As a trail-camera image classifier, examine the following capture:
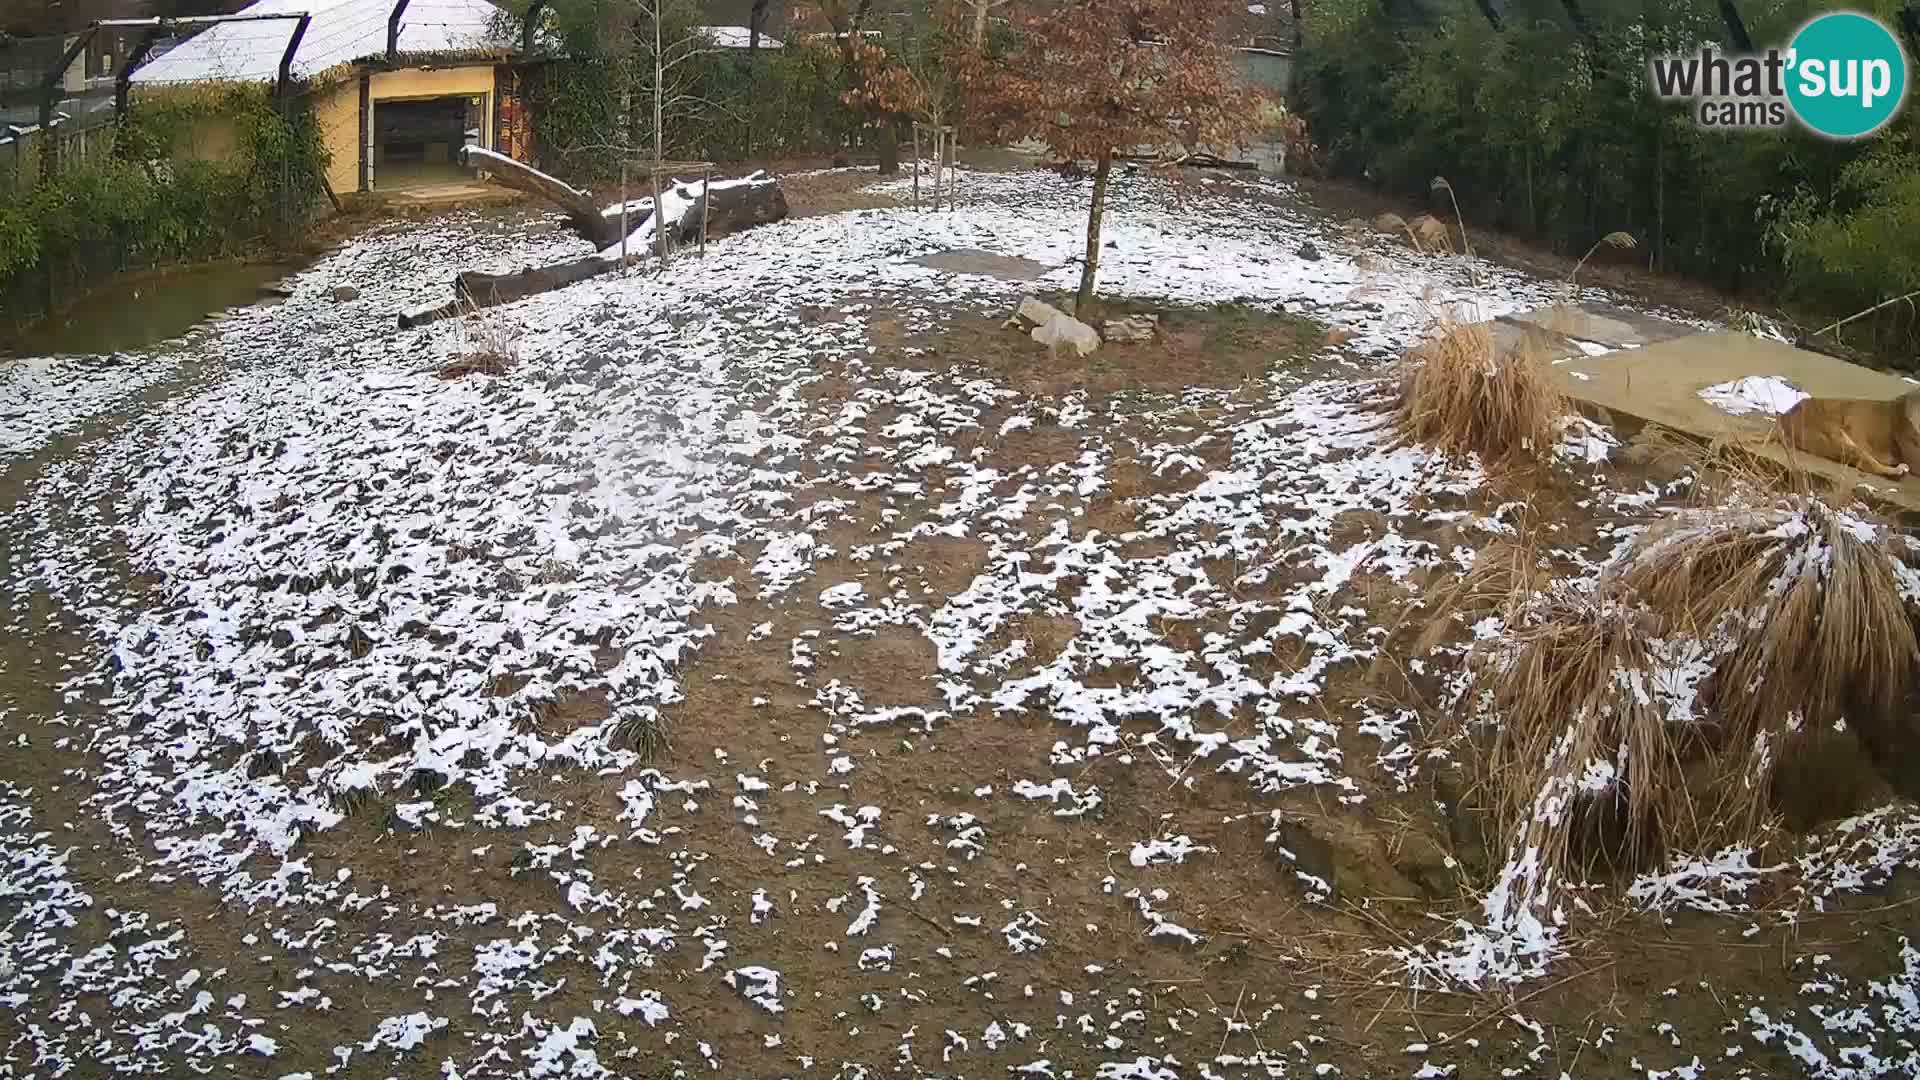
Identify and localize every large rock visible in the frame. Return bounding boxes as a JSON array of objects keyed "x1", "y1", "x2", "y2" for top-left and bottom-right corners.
[{"x1": 1032, "y1": 311, "x2": 1101, "y2": 357}]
